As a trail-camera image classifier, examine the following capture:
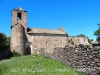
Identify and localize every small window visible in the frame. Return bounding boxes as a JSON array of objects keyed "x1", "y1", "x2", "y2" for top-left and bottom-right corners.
[
  {"x1": 17, "y1": 12, "x2": 22, "y2": 20},
  {"x1": 71, "y1": 38, "x2": 72, "y2": 41},
  {"x1": 46, "y1": 42, "x2": 48, "y2": 46},
  {"x1": 77, "y1": 39, "x2": 79, "y2": 41},
  {"x1": 84, "y1": 39, "x2": 85, "y2": 41}
]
